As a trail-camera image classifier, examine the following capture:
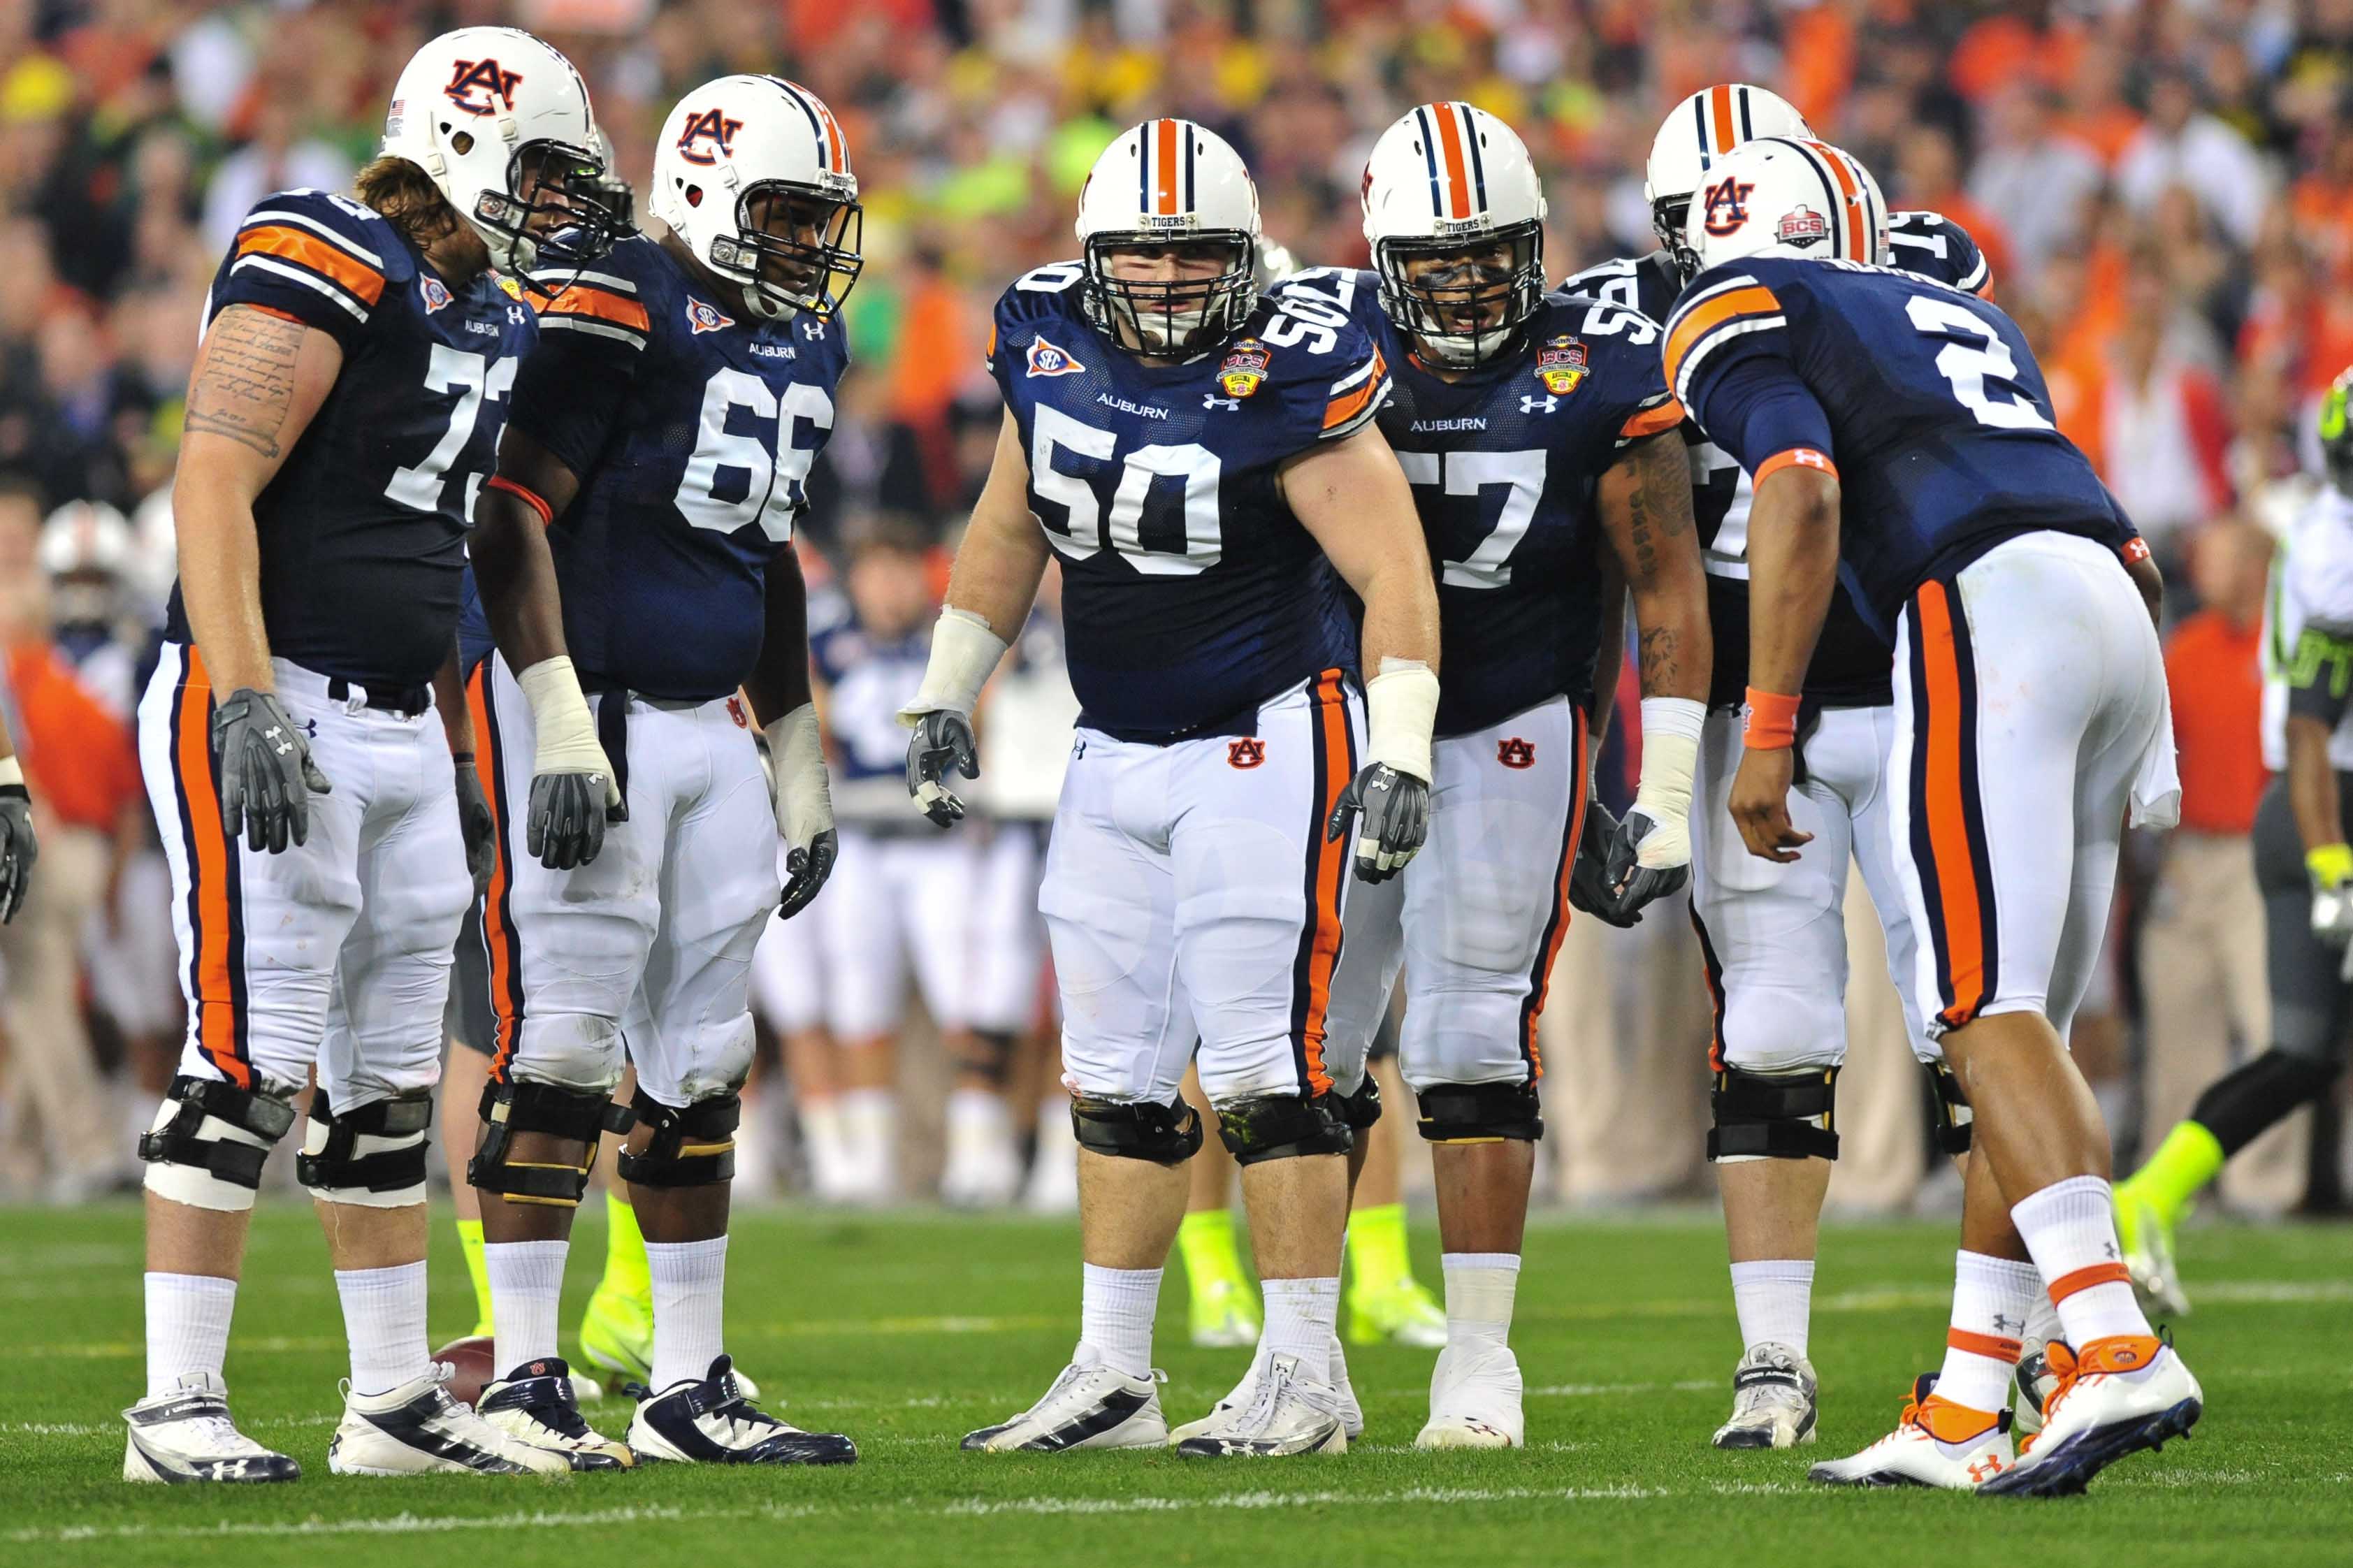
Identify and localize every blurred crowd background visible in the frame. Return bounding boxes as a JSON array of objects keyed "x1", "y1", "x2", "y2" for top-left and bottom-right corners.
[{"x1": 0, "y1": 0, "x2": 2347, "y2": 1219}]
